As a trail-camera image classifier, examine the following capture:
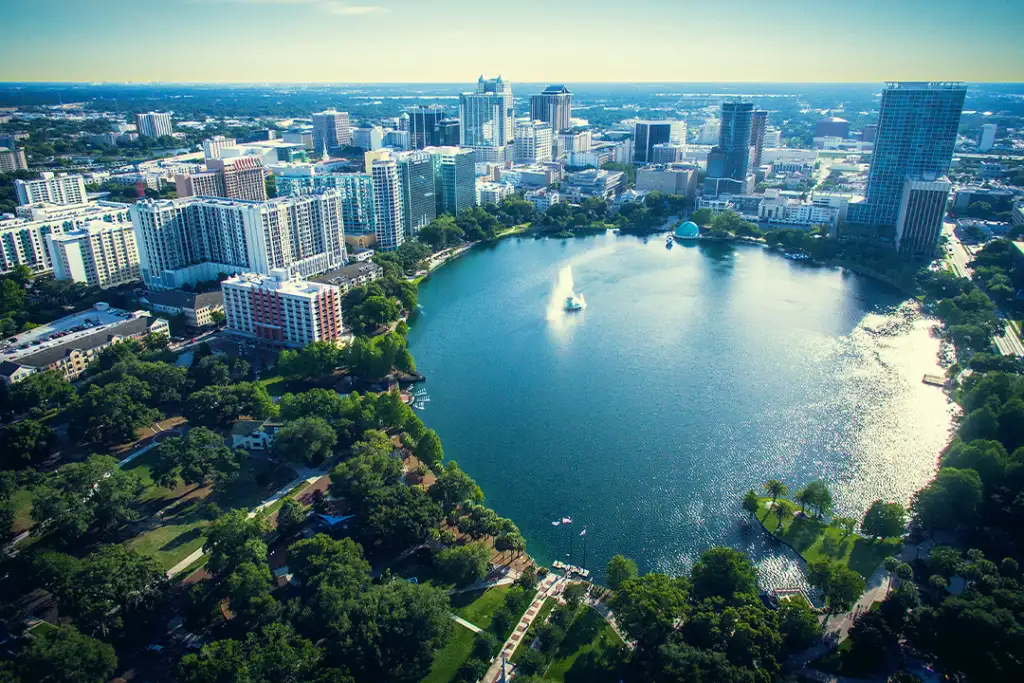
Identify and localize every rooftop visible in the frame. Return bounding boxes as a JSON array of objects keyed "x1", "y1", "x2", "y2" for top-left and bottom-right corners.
[
  {"x1": 142, "y1": 289, "x2": 223, "y2": 310},
  {"x1": 0, "y1": 308, "x2": 157, "y2": 367},
  {"x1": 310, "y1": 261, "x2": 383, "y2": 286},
  {"x1": 224, "y1": 271, "x2": 338, "y2": 297}
]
